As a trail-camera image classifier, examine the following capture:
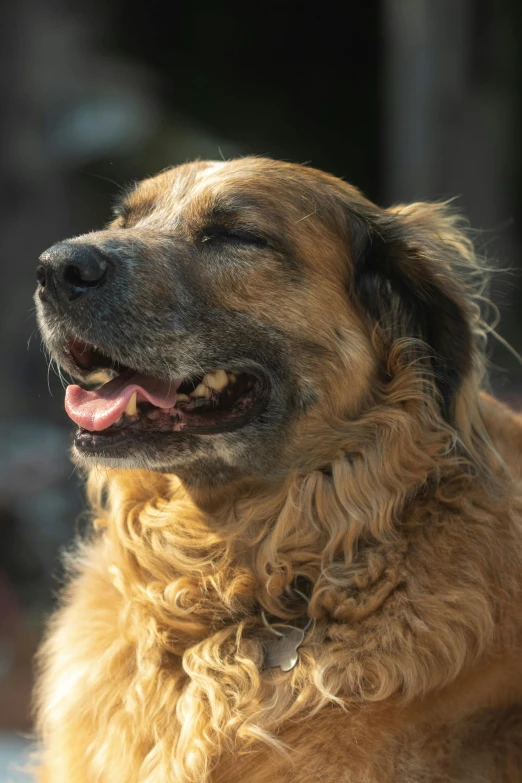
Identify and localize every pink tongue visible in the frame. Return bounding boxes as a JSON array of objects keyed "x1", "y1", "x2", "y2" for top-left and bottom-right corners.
[{"x1": 65, "y1": 371, "x2": 179, "y2": 432}]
